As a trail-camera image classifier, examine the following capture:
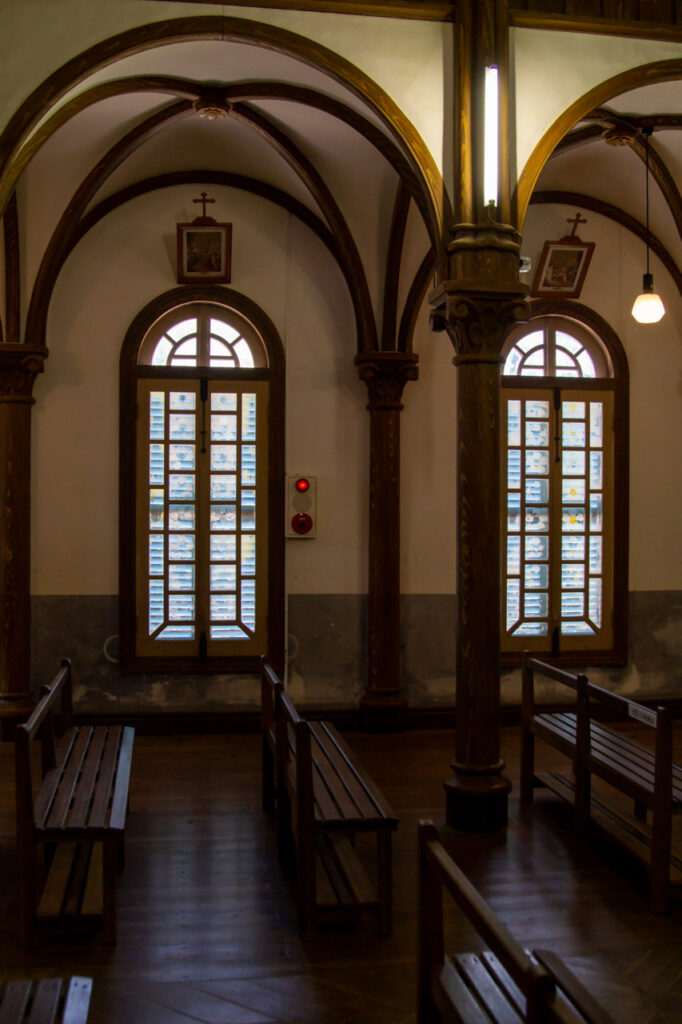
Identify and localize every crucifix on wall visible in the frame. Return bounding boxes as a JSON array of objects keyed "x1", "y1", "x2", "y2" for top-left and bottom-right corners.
[
  {"x1": 177, "y1": 192, "x2": 232, "y2": 284},
  {"x1": 531, "y1": 211, "x2": 595, "y2": 299}
]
